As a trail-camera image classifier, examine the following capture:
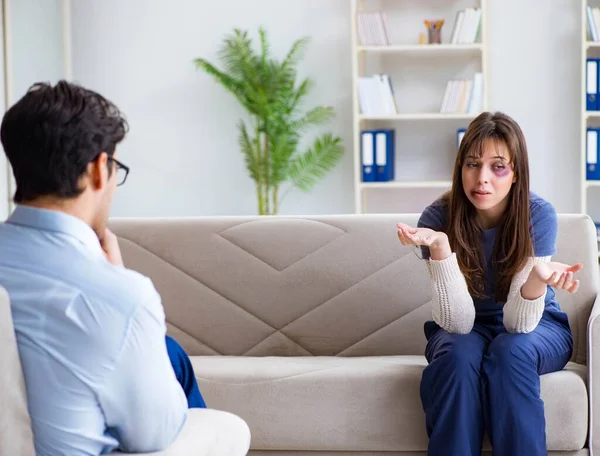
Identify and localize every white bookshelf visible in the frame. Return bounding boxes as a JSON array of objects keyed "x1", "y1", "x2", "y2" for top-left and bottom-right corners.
[
  {"x1": 361, "y1": 180, "x2": 452, "y2": 189},
  {"x1": 359, "y1": 113, "x2": 480, "y2": 121},
  {"x1": 350, "y1": 0, "x2": 490, "y2": 214},
  {"x1": 582, "y1": 1, "x2": 600, "y2": 226},
  {"x1": 357, "y1": 43, "x2": 484, "y2": 54},
  {"x1": 582, "y1": 0, "x2": 600, "y2": 258}
]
